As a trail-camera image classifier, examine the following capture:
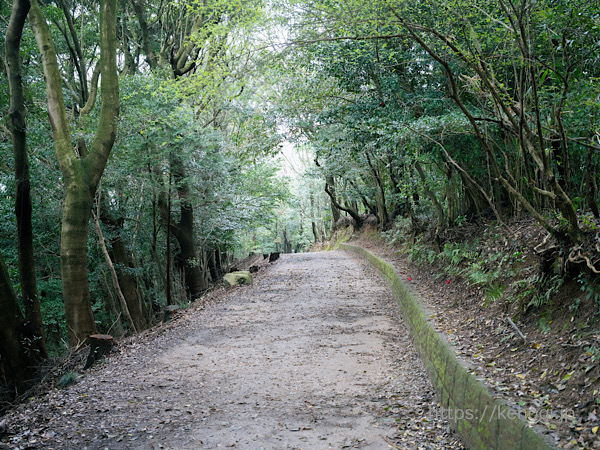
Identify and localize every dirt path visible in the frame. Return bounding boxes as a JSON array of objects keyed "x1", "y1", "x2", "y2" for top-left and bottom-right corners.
[{"x1": 2, "y1": 251, "x2": 462, "y2": 449}]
